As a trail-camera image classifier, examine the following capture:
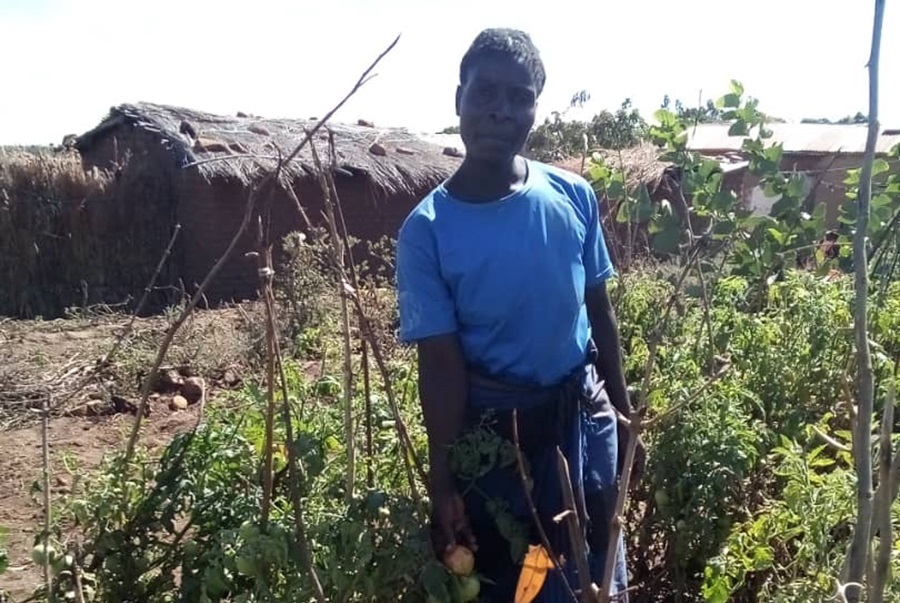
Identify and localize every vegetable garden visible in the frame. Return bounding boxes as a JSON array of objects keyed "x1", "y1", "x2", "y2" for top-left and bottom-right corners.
[{"x1": 2, "y1": 9, "x2": 900, "y2": 601}]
